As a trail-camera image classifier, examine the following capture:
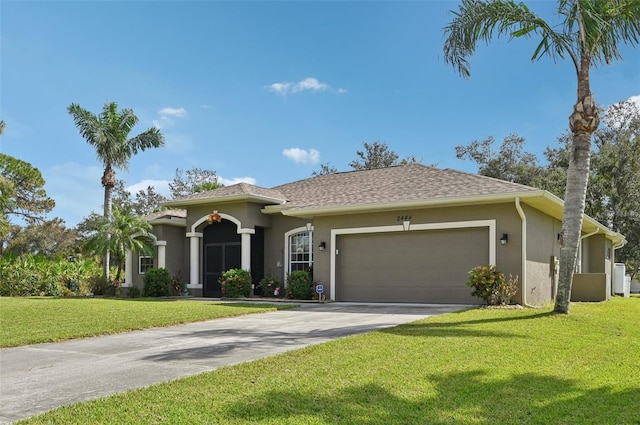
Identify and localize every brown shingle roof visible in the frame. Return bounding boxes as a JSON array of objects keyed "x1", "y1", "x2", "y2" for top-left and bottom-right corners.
[
  {"x1": 164, "y1": 182, "x2": 287, "y2": 206},
  {"x1": 163, "y1": 164, "x2": 539, "y2": 211},
  {"x1": 144, "y1": 209, "x2": 187, "y2": 221},
  {"x1": 273, "y1": 163, "x2": 538, "y2": 211}
]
